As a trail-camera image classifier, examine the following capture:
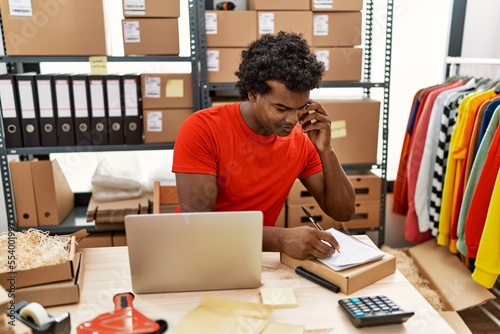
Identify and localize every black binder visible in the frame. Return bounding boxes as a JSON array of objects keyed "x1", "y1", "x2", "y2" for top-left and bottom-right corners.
[
  {"x1": 53, "y1": 74, "x2": 76, "y2": 146},
  {"x1": 70, "y1": 75, "x2": 92, "y2": 146},
  {"x1": 88, "y1": 75, "x2": 108, "y2": 145},
  {"x1": 35, "y1": 75, "x2": 58, "y2": 147},
  {"x1": 105, "y1": 75, "x2": 125, "y2": 145},
  {"x1": 16, "y1": 74, "x2": 41, "y2": 147},
  {"x1": 122, "y1": 74, "x2": 142, "y2": 145},
  {"x1": 0, "y1": 74, "x2": 23, "y2": 148}
]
